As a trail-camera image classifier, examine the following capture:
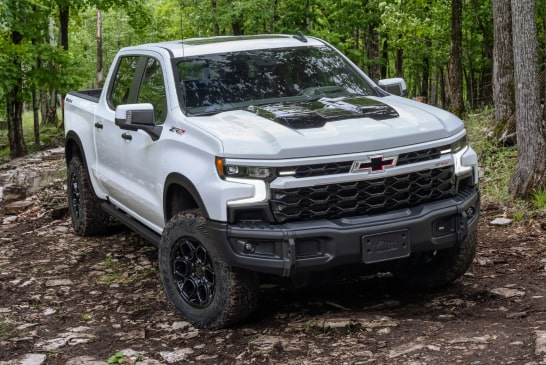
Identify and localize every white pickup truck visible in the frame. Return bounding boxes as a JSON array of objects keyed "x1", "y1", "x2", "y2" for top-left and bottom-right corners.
[{"x1": 64, "y1": 34, "x2": 480, "y2": 329}]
